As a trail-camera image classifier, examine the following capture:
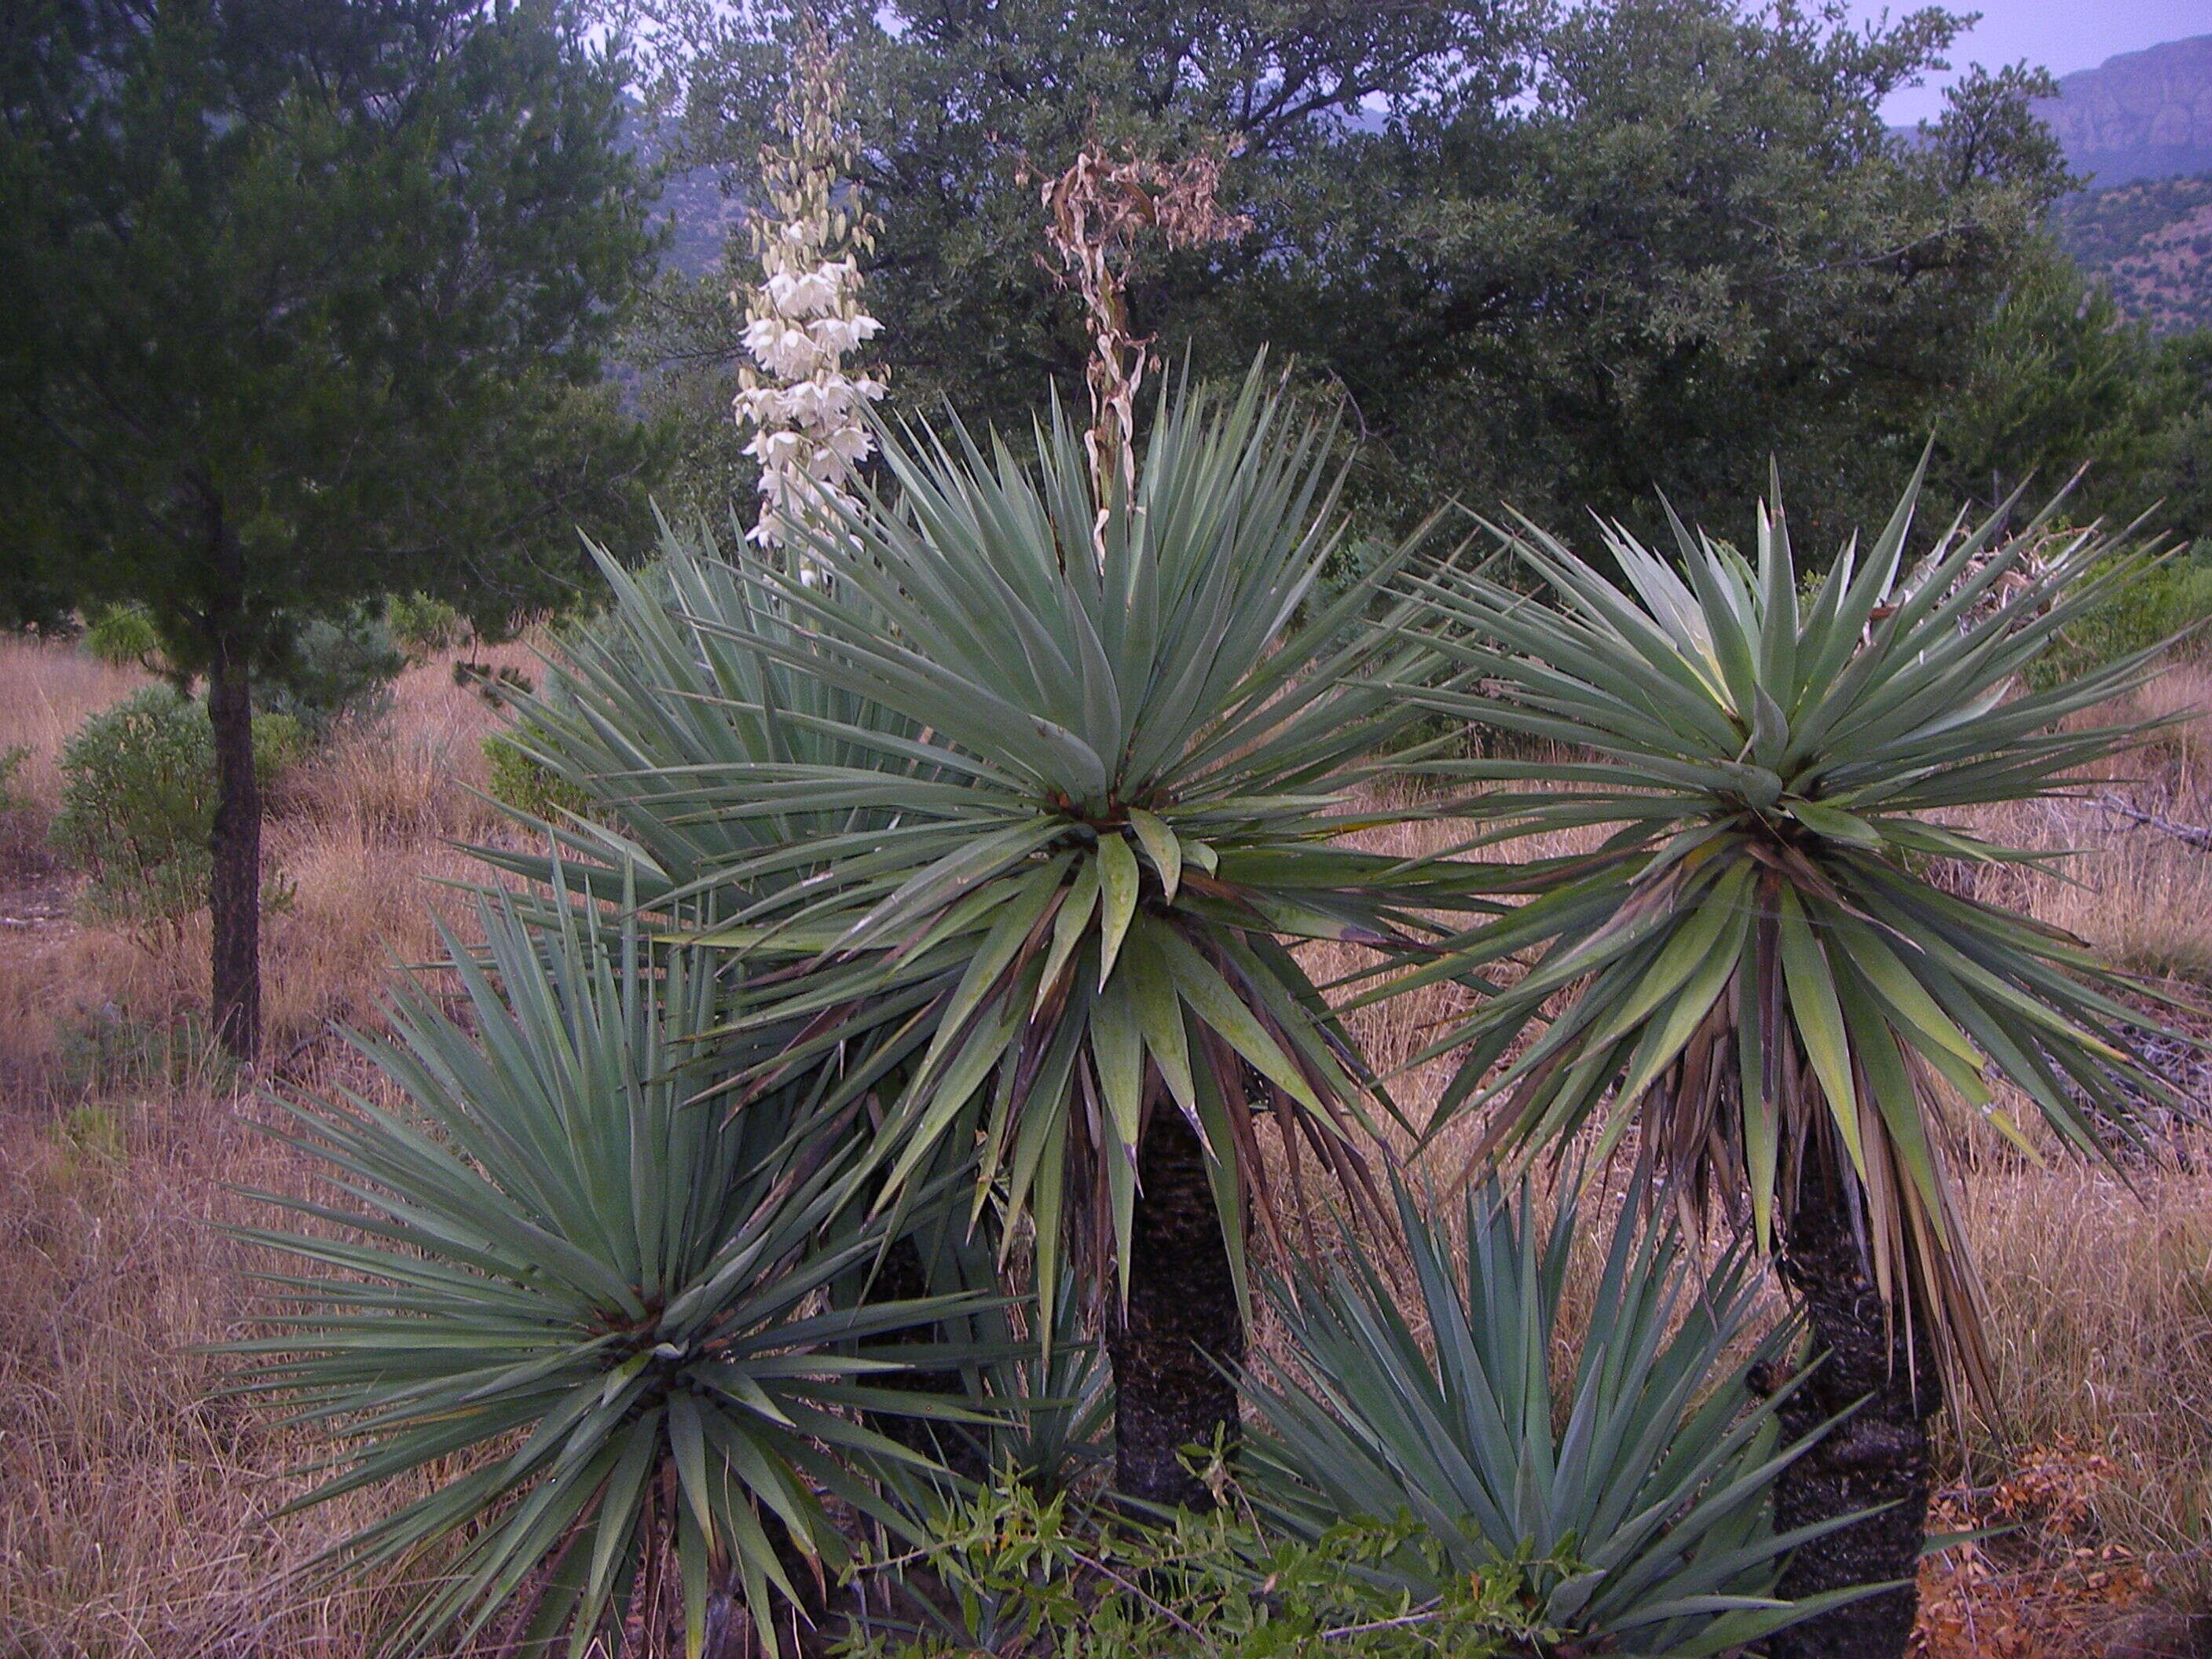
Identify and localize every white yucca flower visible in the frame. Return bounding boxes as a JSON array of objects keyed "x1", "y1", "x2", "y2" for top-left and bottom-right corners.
[{"x1": 731, "y1": 24, "x2": 885, "y2": 567}]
